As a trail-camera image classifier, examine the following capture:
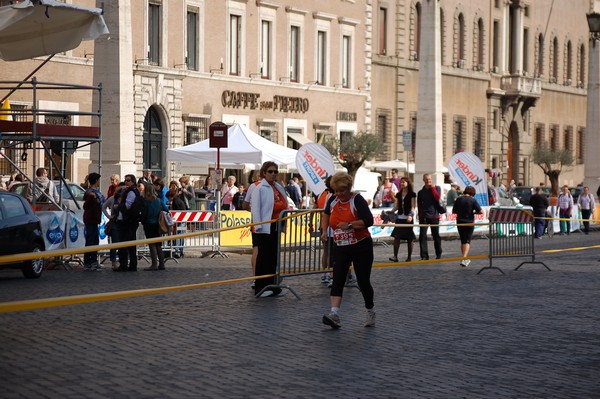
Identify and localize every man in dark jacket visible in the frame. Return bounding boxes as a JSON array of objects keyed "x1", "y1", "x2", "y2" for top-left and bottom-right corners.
[
  {"x1": 530, "y1": 186, "x2": 549, "y2": 239},
  {"x1": 83, "y1": 173, "x2": 105, "y2": 270},
  {"x1": 116, "y1": 174, "x2": 141, "y2": 272}
]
